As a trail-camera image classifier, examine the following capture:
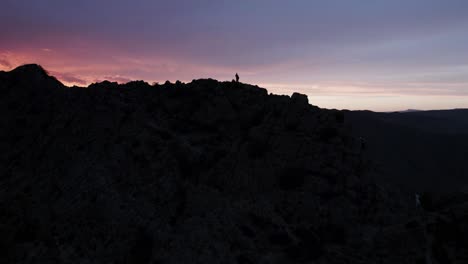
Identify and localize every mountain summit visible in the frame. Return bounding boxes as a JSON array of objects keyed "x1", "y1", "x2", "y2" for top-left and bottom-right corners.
[{"x1": 1, "y1": 64, "x2": 63, "y2": 91}]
